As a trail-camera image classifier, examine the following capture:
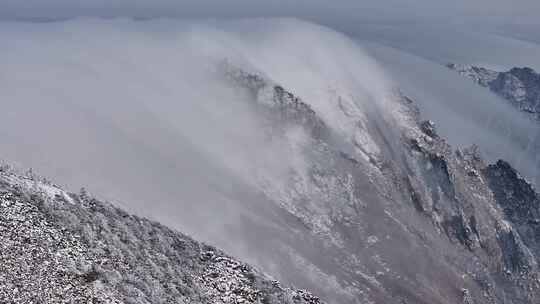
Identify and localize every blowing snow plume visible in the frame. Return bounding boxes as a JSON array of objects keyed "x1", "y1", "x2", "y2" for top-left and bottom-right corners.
[
  {"x1": 0, "y1": 18, "x2": 399, "y2": 302},
  {"x1": 3, "y1": 16, "x2": 540, "y2": 304}
]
